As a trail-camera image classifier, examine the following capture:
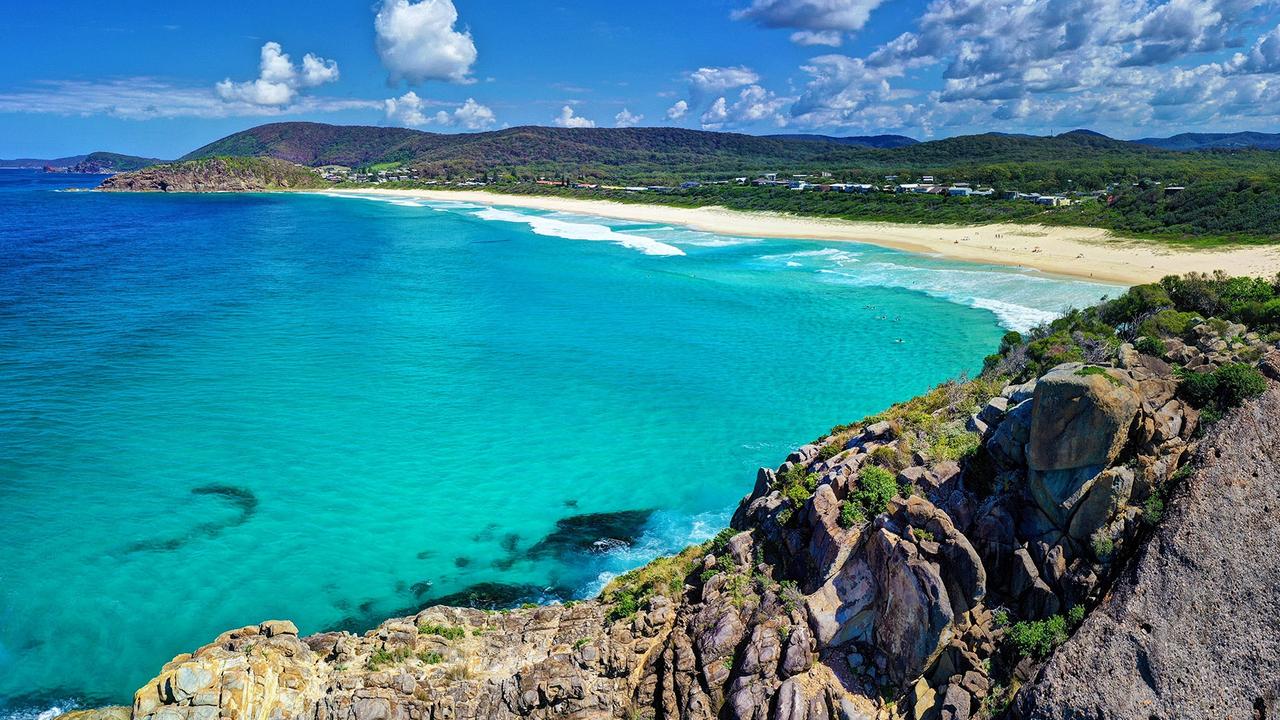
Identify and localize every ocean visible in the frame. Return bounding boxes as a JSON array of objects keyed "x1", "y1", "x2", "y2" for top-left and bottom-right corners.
[{"x1": 0, "y1": 170, "x2": 1116, "y2": 717}]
